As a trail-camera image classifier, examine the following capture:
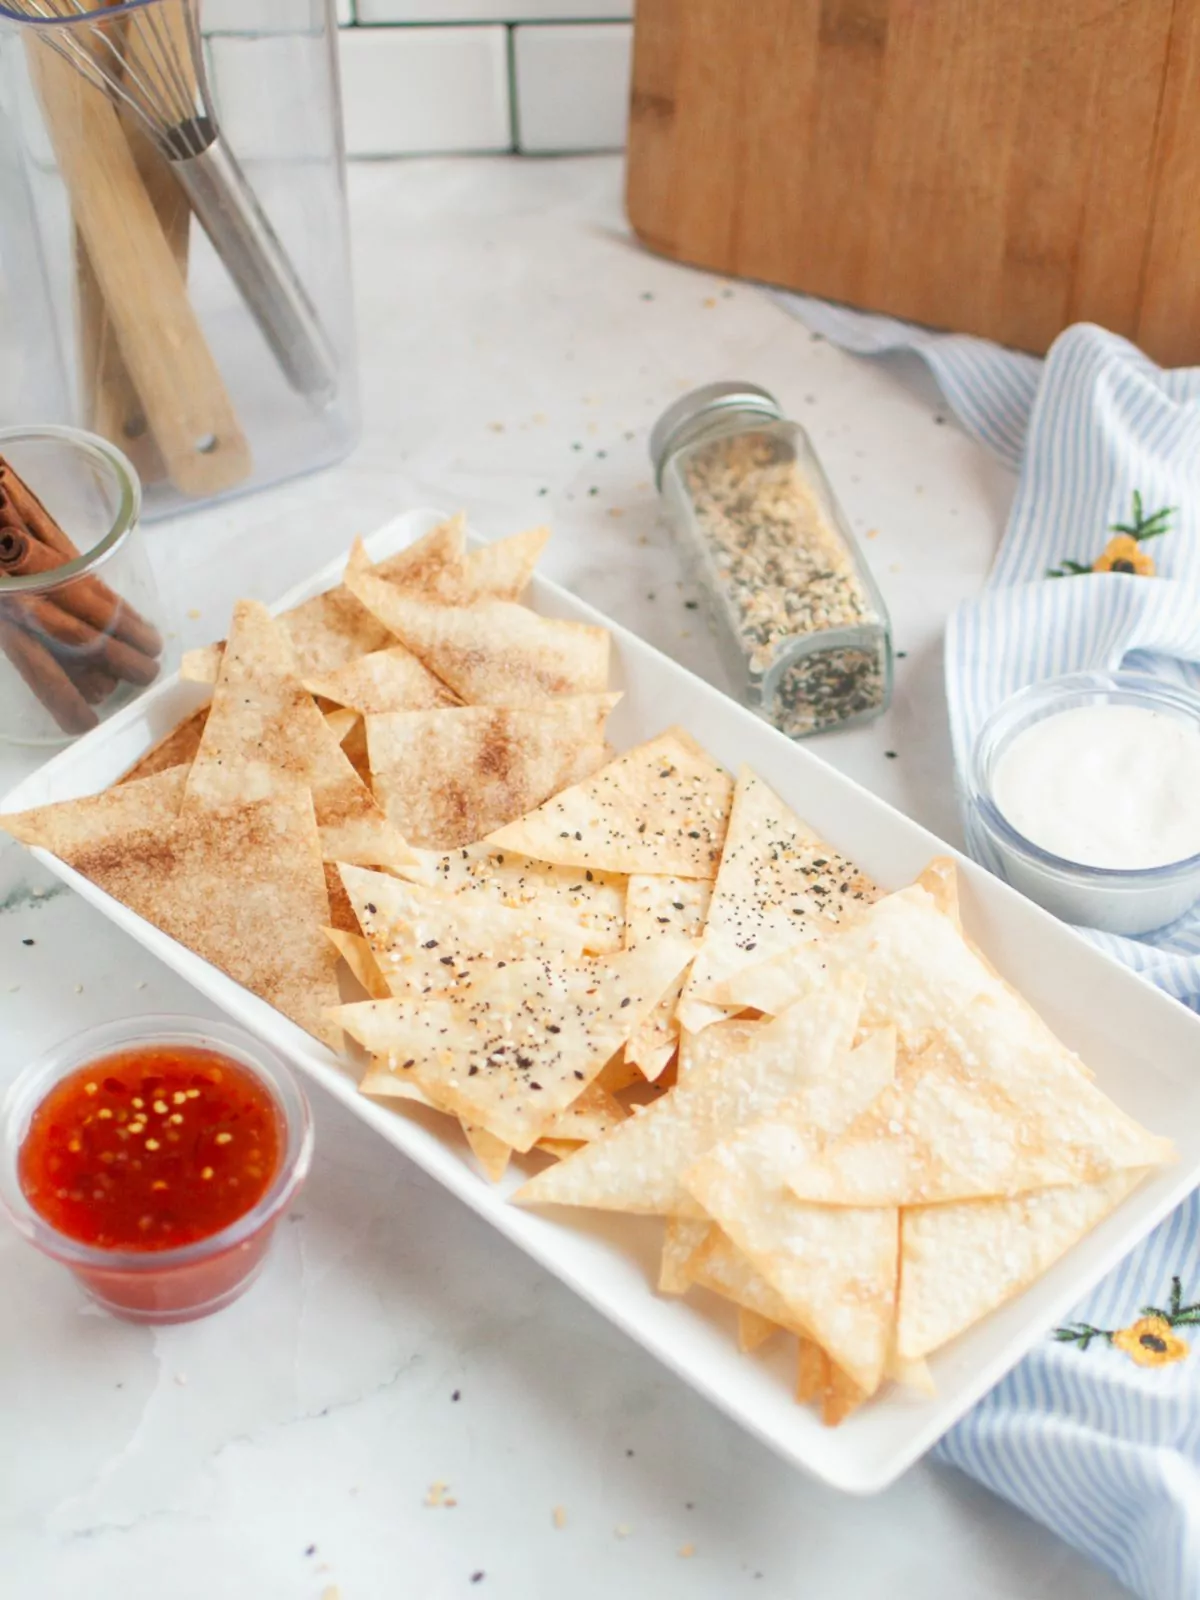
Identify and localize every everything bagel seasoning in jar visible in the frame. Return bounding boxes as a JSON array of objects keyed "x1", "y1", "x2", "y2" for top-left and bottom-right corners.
[{"x1": 651, "y1": 383, "x2": 891, "y2": 737}]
